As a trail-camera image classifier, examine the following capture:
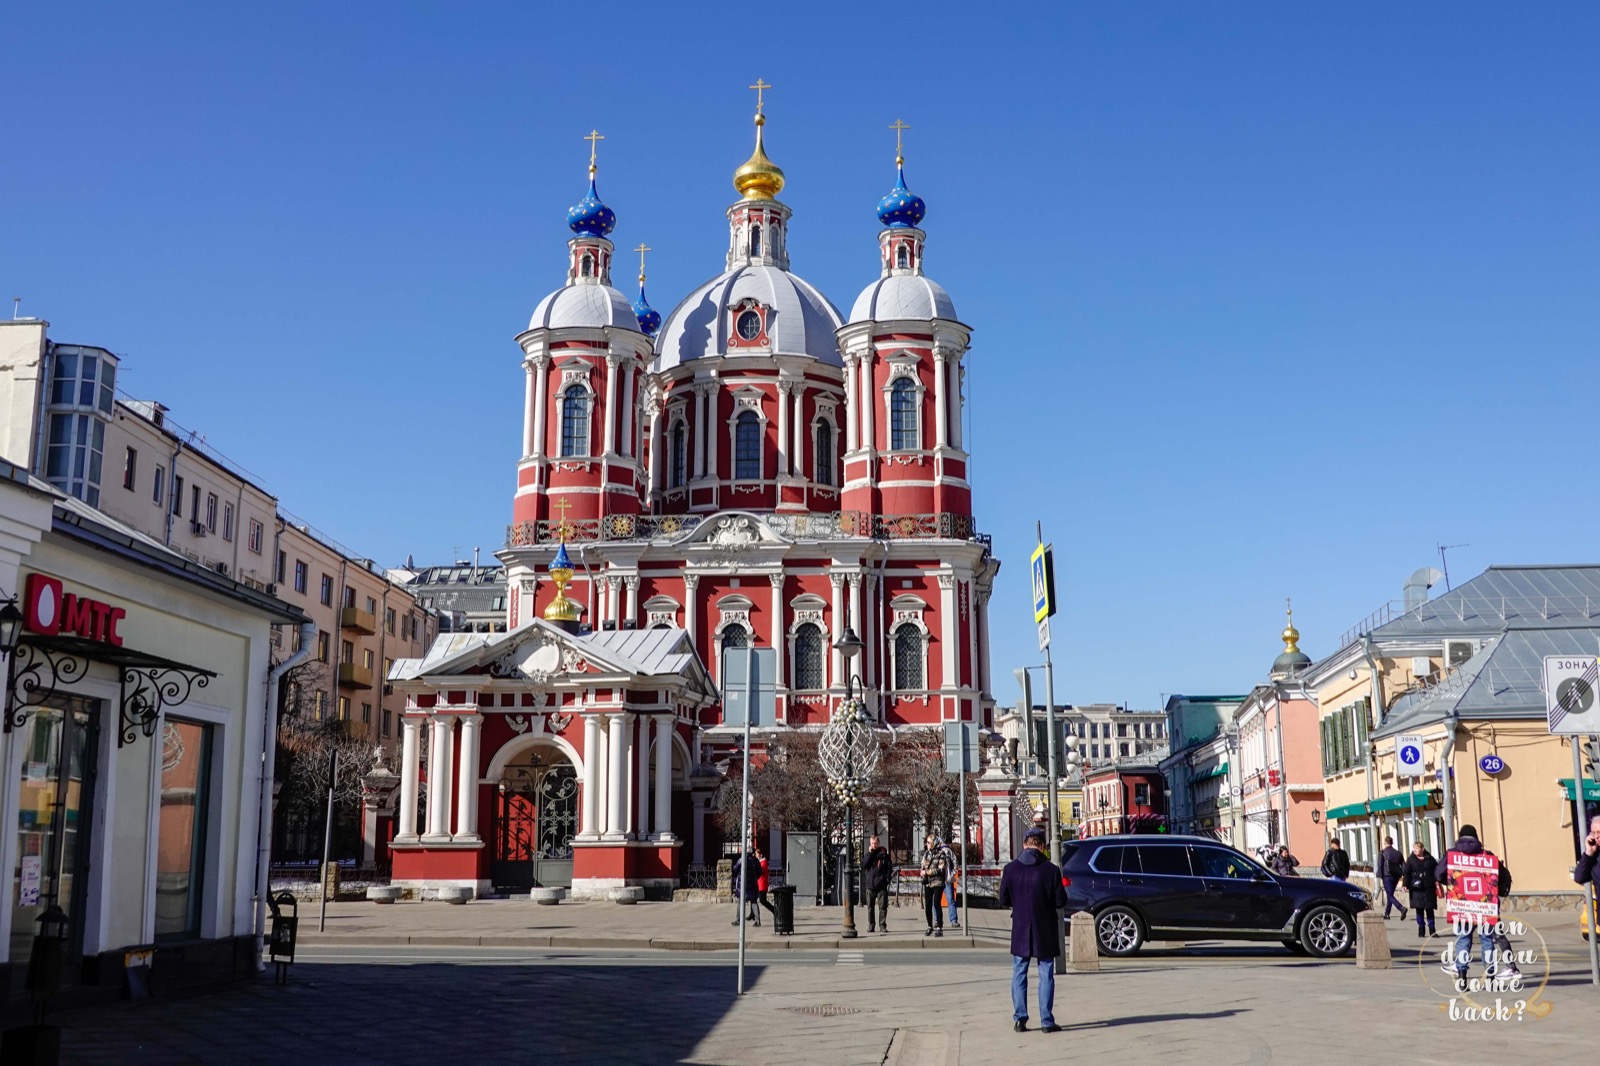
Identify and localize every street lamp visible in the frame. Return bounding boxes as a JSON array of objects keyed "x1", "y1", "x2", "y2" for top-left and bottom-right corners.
[
  {"x1": 820, "y1": 625, "x2": 879, "y2": 939},
  {"x1": 0, "y1": 598, "x2": 22, "y2": 656}
]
